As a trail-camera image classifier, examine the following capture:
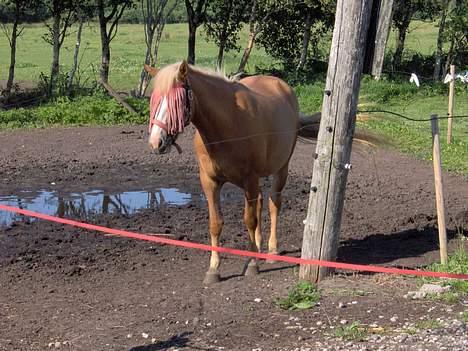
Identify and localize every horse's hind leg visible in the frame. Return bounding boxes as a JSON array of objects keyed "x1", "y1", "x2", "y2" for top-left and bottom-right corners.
[
  {"x1": 268, "y1": 165, "x2": 289, "y2": 258},
  {"x1": 200, "y1": 173, "x2": 223, "y2": 285},
  {"x1": 243, "y1": 178, "x2": 261, "y2": 276}
]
